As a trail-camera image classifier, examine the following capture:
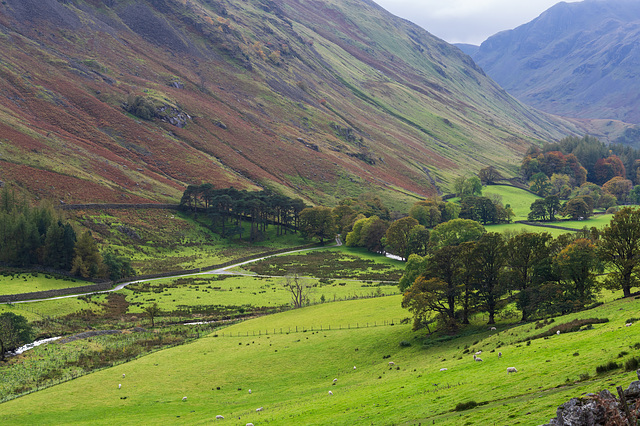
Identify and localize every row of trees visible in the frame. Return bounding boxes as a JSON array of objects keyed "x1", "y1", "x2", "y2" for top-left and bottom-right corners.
[
  {"x1": 179, "y1": 185, "x2": 307, "y2": 241},
  {"x1": 401, "y1": 207, "x2": 640, "y2": 332},
  {"x1": 0, "y1": 187, "x2": 133, "y2": 280}
]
